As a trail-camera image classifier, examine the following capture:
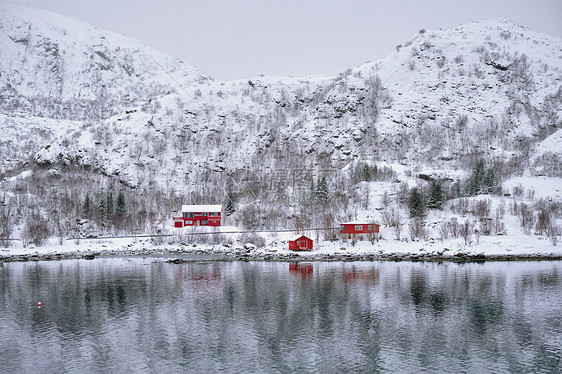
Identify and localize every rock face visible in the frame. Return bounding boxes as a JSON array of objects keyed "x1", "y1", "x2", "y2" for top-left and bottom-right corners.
[
  {"x1": 0, "y1": 3, "x2": 211, "y2": 173},
  {"x1": 18, "y1": 14, "x2": 561, "y2": 189},
  {"x1": 0, "y1": 4, "x2": 210, "y2": 118}
]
